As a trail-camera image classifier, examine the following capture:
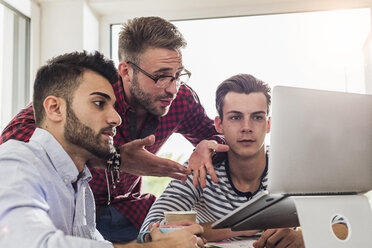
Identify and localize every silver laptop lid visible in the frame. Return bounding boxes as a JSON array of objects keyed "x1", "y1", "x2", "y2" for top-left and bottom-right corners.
[{"x1": 268, "y1": 86, "x2": 372, "y2": 195}]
